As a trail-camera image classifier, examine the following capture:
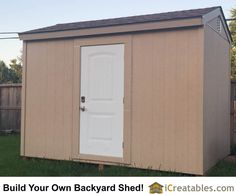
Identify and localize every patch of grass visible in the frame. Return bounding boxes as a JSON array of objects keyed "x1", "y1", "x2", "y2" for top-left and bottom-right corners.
[
  {"x1": 206, "y1": 160, "x2": 236, "y2": 176},
  {"x1": 1, "y1": 134, "x2": 236, "y2": 176},
  {"x1": 0, "y1": 135, "x2": 183, "y2": 176}
]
